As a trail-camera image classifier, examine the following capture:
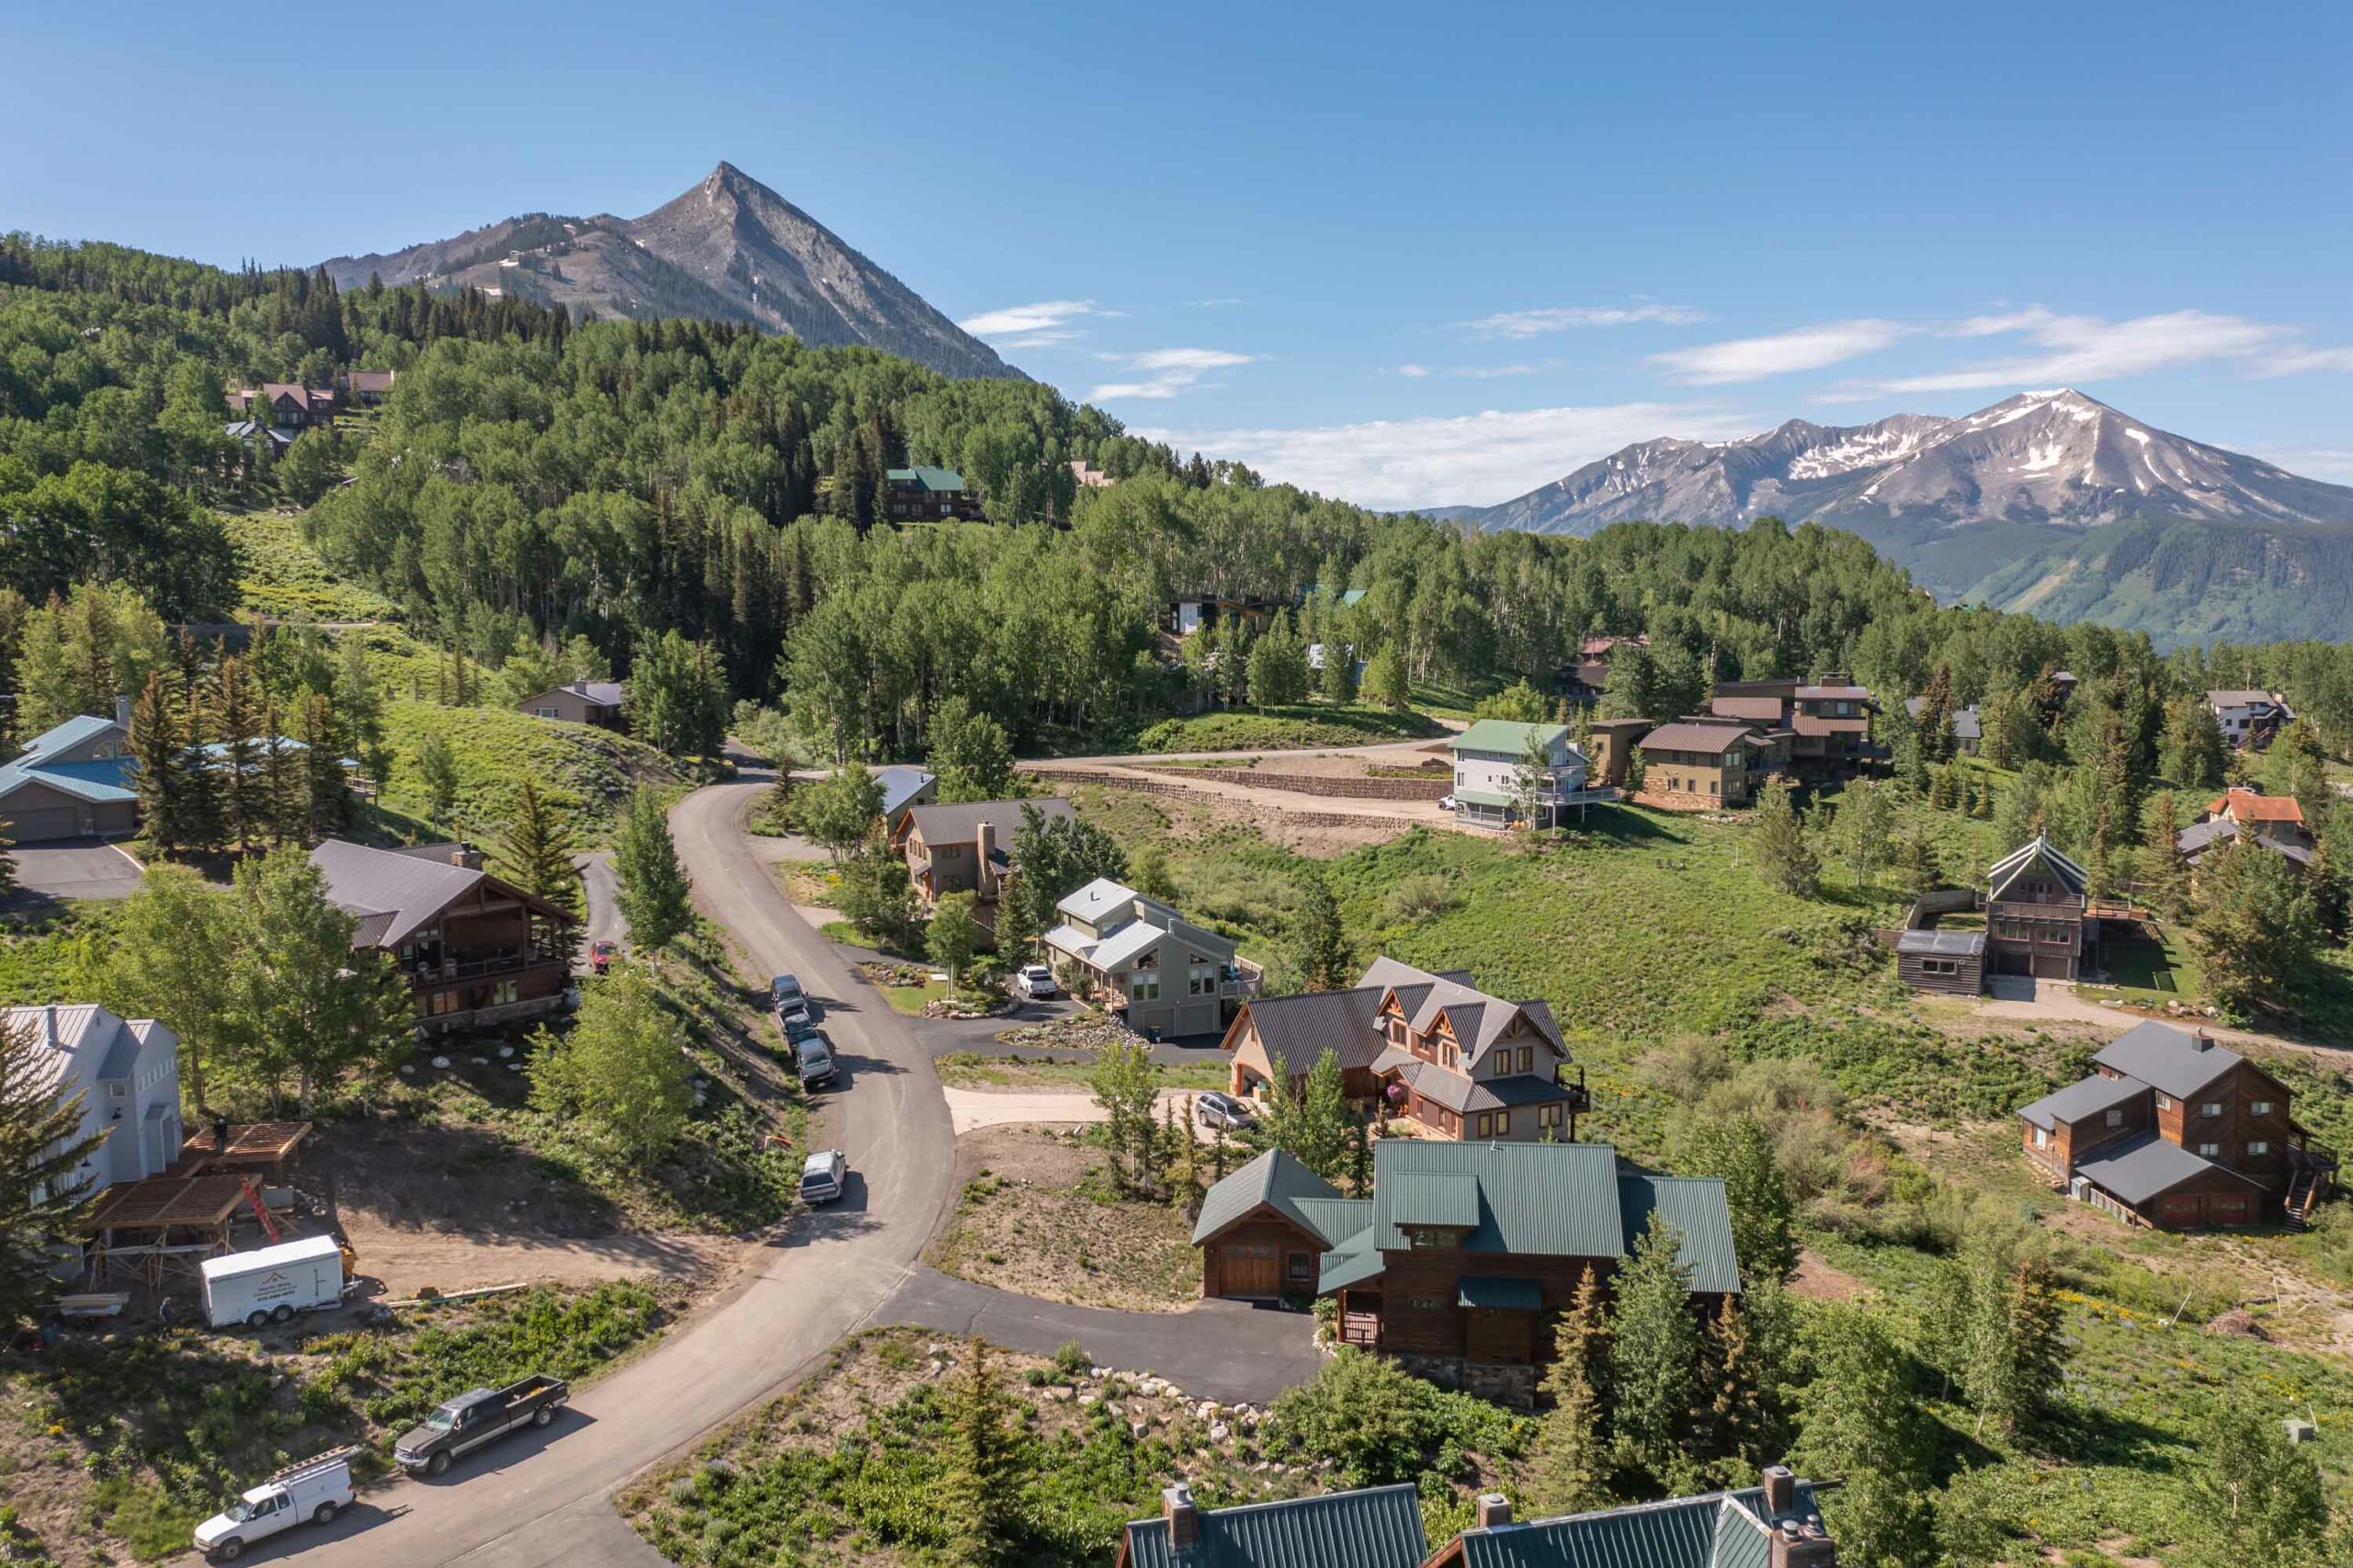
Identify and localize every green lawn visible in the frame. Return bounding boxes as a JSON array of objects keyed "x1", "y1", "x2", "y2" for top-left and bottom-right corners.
[{"x1": 380, "y1": 699, "x2": 681, "y2": 839}]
